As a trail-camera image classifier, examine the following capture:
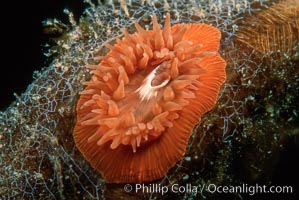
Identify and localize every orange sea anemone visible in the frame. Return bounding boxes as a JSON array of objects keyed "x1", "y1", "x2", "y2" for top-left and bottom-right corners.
[{"x1": 73, "y1": 13, "x2": 226, "y2": 183}]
